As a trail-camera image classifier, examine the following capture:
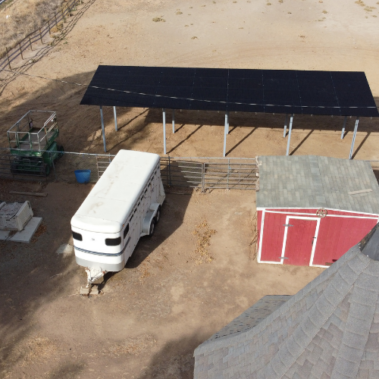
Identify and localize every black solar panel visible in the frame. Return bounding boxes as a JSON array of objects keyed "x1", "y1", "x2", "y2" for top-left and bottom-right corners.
[{"x1": 80, "y1": 66, "x2": 379, "y2": 117}]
